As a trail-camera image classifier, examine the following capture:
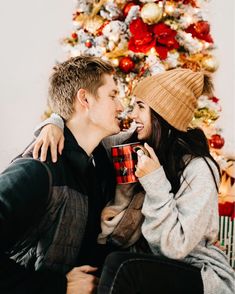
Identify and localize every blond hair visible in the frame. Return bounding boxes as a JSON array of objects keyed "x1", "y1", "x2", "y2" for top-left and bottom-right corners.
[{"x1": 48, "y1": 56, "x2": 114, "y2": 119}]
